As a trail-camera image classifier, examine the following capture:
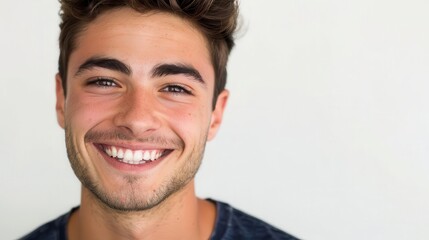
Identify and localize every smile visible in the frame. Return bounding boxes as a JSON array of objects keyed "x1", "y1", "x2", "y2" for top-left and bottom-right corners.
[{"x1": 101, "y1": 145, "x2": 168, "y2": 165}]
